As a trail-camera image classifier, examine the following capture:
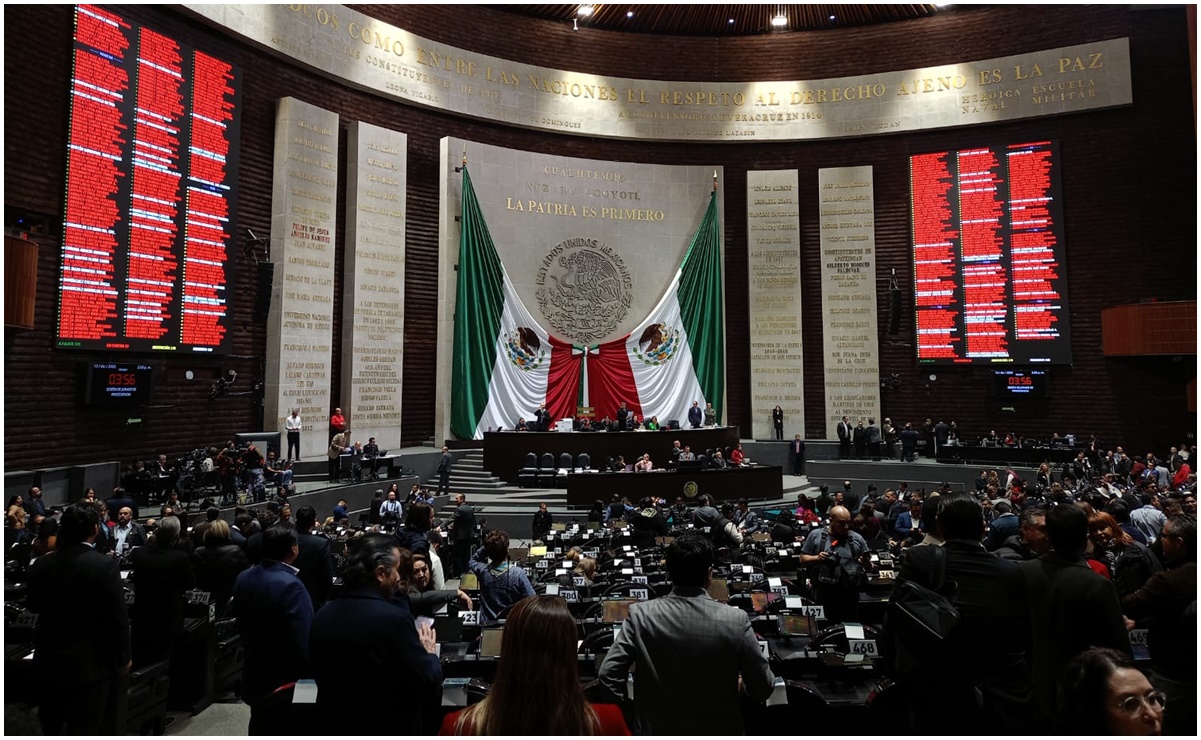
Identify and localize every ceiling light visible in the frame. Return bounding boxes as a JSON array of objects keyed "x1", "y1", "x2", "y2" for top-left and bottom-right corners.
[
  {"x1": 577, "y1": 5, "x2": 594, "y2": 17},
  {"x1": 728, "y1": 18, "x2": 735, "y2": 24},
  {"x1": 627, "y1": 10, "x2": 634, "y2": 18},
  {"x1": 770, "y1": 13, "x2": 788, "y2": 28},
  {"x1": 829, "y1": 14, "x2": 836, "y2": 21}
]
